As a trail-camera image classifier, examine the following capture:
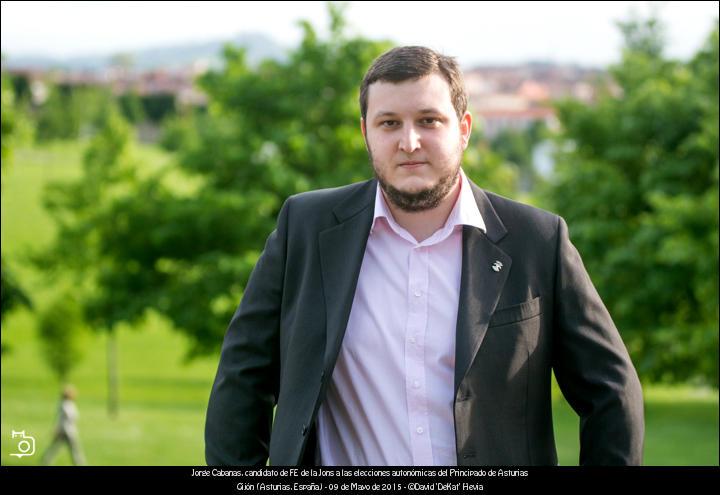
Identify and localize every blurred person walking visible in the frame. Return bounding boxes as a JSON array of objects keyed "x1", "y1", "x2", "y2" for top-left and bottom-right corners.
[{"x1": 41, "y1": 385, "x2": 86, "y2": 465}]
